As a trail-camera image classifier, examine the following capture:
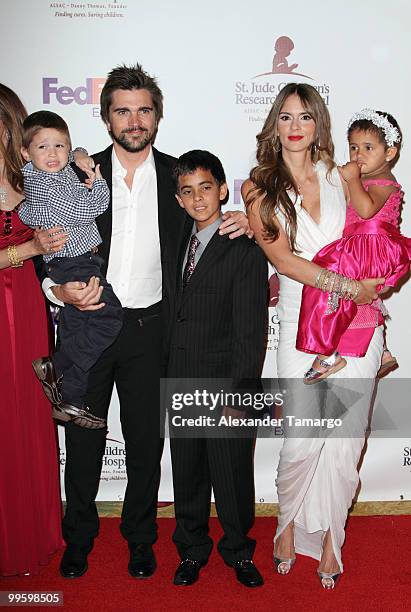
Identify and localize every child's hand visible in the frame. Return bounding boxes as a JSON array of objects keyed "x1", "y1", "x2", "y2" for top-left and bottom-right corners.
[
  {"x1": 338, "y1": 161, "x2": 361, "y2": 183},
  {"x1": 84, "y1": 164, "x2": 102, "y2": 189},
  {"x1": 84, "y1": 168, "x2": 96, "y2": 189},
  {"x1": 73, "y1": 150, "x2": 95, "y2": 173},
  {"x1": 94, "y1": 163, "x2": 102, "y2": 180}
]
